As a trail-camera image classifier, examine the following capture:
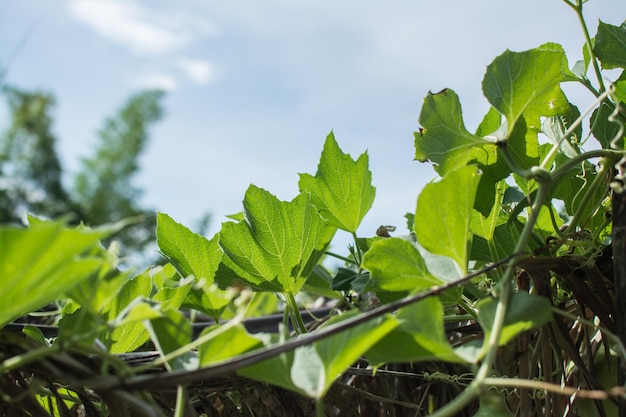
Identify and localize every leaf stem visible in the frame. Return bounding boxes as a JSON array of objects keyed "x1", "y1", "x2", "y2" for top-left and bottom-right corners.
[
  {"x1": 430, "y1": 183, "x2": 551, "y2": 417},
  {"x1": 285, "y1": 291, "x2": 308, "y2": 335},
  {"x1": 563, "y1": 0, "x2": 606, "y2": 93}
]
